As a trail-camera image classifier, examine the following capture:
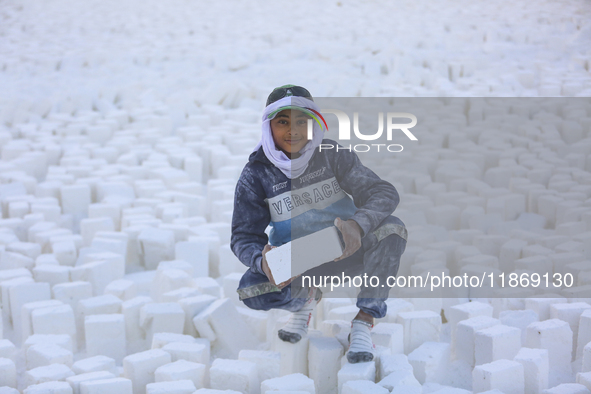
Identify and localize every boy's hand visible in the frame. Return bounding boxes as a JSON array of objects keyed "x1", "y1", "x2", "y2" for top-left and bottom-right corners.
[
  {"x1": 261, "y1": 244, "x2": 295, "y2": 289},
  {"x1": 333, "y1": 217, "x2": 363, "y2": 261}
]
